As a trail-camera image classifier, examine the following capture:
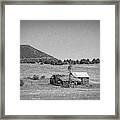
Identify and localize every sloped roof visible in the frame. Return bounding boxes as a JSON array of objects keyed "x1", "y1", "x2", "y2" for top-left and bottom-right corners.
[{"x1": 72, "y1": 72, "x2": 89, "y2": 78}]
